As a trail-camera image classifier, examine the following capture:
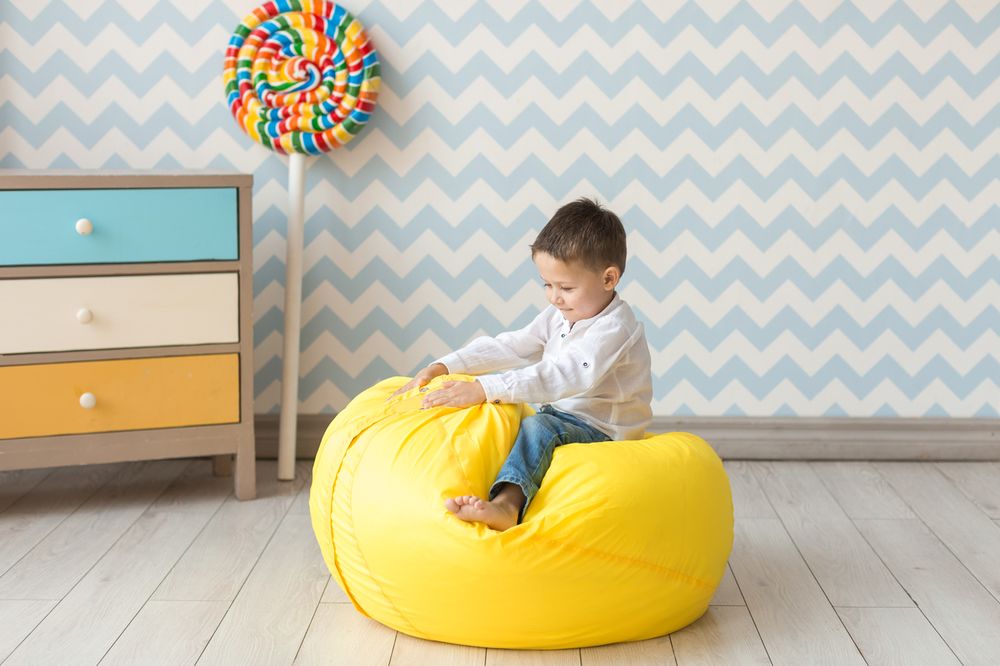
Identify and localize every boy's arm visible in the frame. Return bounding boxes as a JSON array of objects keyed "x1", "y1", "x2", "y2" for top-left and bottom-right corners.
[
  {"x1": 436, "y1": 309, "x2": 550, "y2": 376},
  {"x1": 476, "y1": 319, "x2": 642, "y2": 404}
]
